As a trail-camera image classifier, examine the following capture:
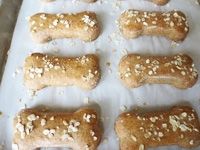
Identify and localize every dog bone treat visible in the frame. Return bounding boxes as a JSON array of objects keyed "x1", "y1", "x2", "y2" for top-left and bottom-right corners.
[
  {"x1": 150, "y1": 0, "x2": 169, "y2": 5},
  {"x1": 119, "y1": 53, "x2": 198, "y2": 89},
  {"x1": 29, "y1": 11, "x2": 100, "y2": 43},
  {"x1": 115, "y1": 106, "x2": 200, "y2": 150},
  {"x1": 13, "y1": 108, "x2": 102, "y2": 150},
  {"x1": 118, "y1": 10, "x2": 189, "y2": 42},
  {"x1": 24, "y1": 53, "x2": 101, "y2": 91}
]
